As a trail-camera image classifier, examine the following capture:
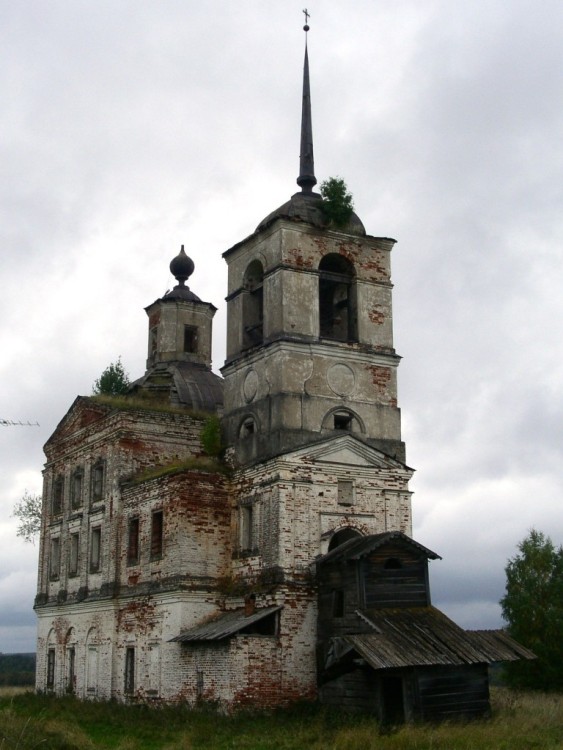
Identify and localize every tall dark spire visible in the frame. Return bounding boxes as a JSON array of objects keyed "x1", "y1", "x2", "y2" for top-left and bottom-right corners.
[{"x1": 296, "y1": 13, "x2": 317, "y2": 193}]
